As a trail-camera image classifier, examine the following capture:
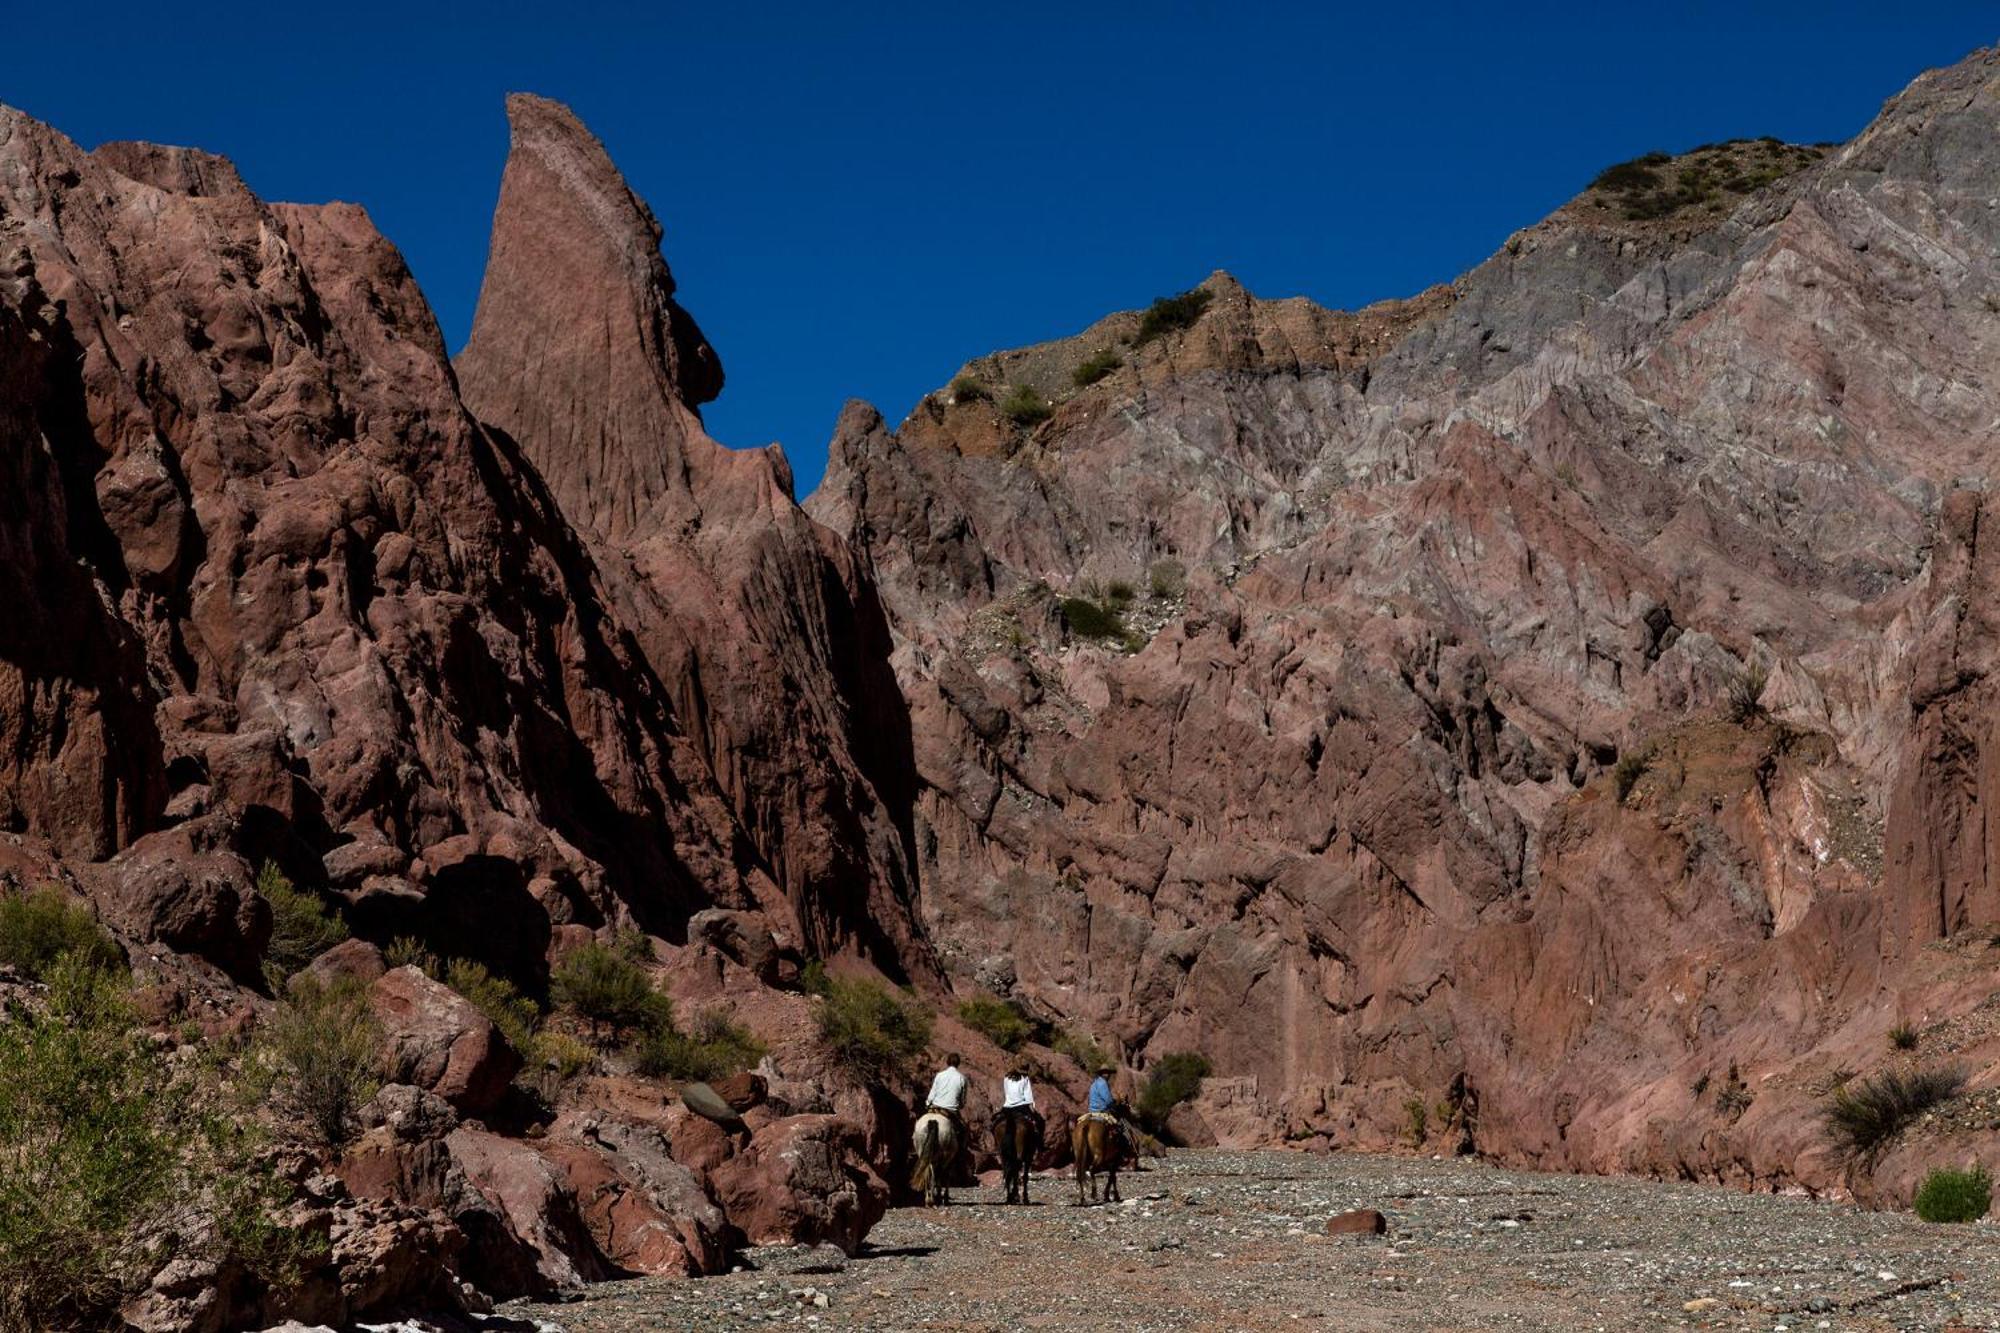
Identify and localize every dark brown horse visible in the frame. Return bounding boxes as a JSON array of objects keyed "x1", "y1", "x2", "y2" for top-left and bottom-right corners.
[
  {"x1": 1071, "y1": 1115, "x2": 1125, "y2": 1205},
  {"x1": 993, "y1": 1109, "x2": 1042, "y2": 1204}
]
